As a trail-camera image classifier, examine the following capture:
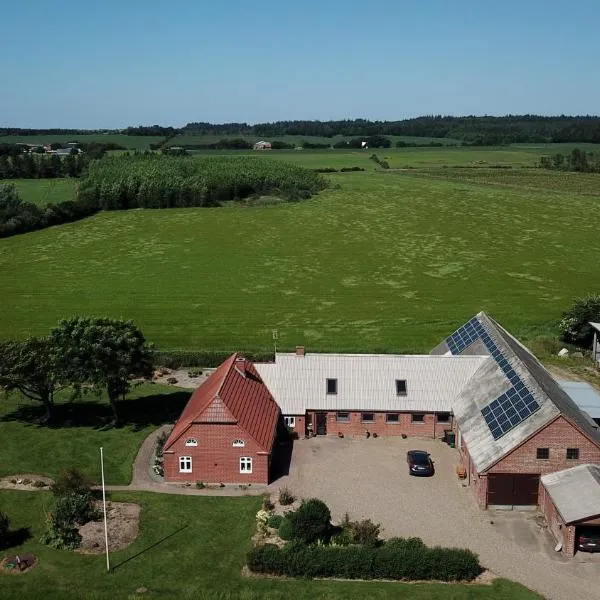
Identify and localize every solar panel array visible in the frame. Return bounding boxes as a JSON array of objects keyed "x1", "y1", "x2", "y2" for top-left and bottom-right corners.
[{"x1": 446, "y1": 318, "x2": 540, "y2": 440}]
